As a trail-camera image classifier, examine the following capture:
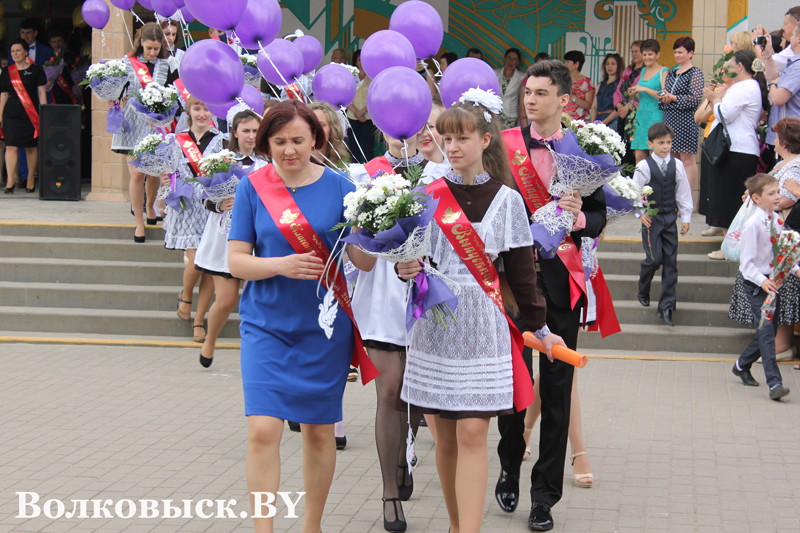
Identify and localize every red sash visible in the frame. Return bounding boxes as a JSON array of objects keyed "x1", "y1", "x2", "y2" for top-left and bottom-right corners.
[
  {"x1": 502, "y1": 128, "x2": 586, "y2": 309},
  {"x1": 176, "y1": 132, "x2": 203, "y2": 175},
  {"x1": 55, "y1": 74, "x2": 77, "y2": 104},
  {"x1": 128, "y1": 56, "x2": 154, "y2": 89},
  {"x1": 174, "y1": 78, "x2": 191, "y2": 103},
  {"x1": 426, "y1": 178, "x2": 533, "y2": 412},
  {"x1": 249, "y1": 164, "x2": 379, "y2": 384},
  {"x1": 9, "y1": 64, "x2": 39, "y2": 138},
  {"x1": 586, "y1": 266, "x2": 621, "y2": 337},
  {"x1": 364, "y1": 156, "x2": 394, "y2": 177}
]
